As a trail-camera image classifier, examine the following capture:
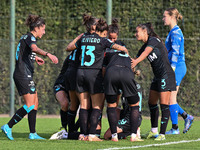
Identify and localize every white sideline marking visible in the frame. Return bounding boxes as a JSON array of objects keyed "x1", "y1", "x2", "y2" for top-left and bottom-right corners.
[{"x1": 97, "y1": 138, "x2": 200, "y2": 150}]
